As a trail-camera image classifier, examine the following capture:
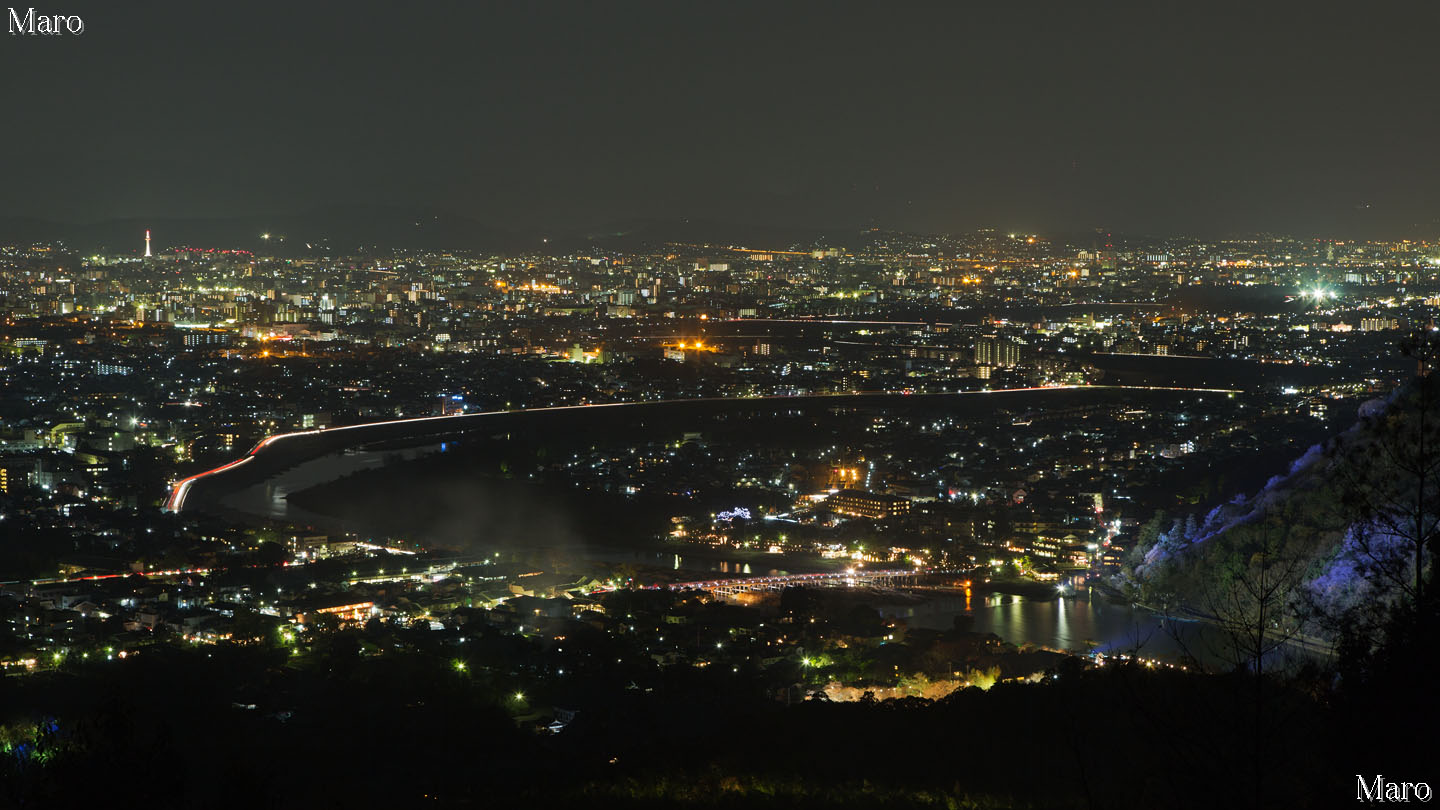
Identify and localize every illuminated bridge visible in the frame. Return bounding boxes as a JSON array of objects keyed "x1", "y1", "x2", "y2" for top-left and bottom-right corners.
[{"x1": 668, "y1": 569, "x2": 919, "y2": 598}]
